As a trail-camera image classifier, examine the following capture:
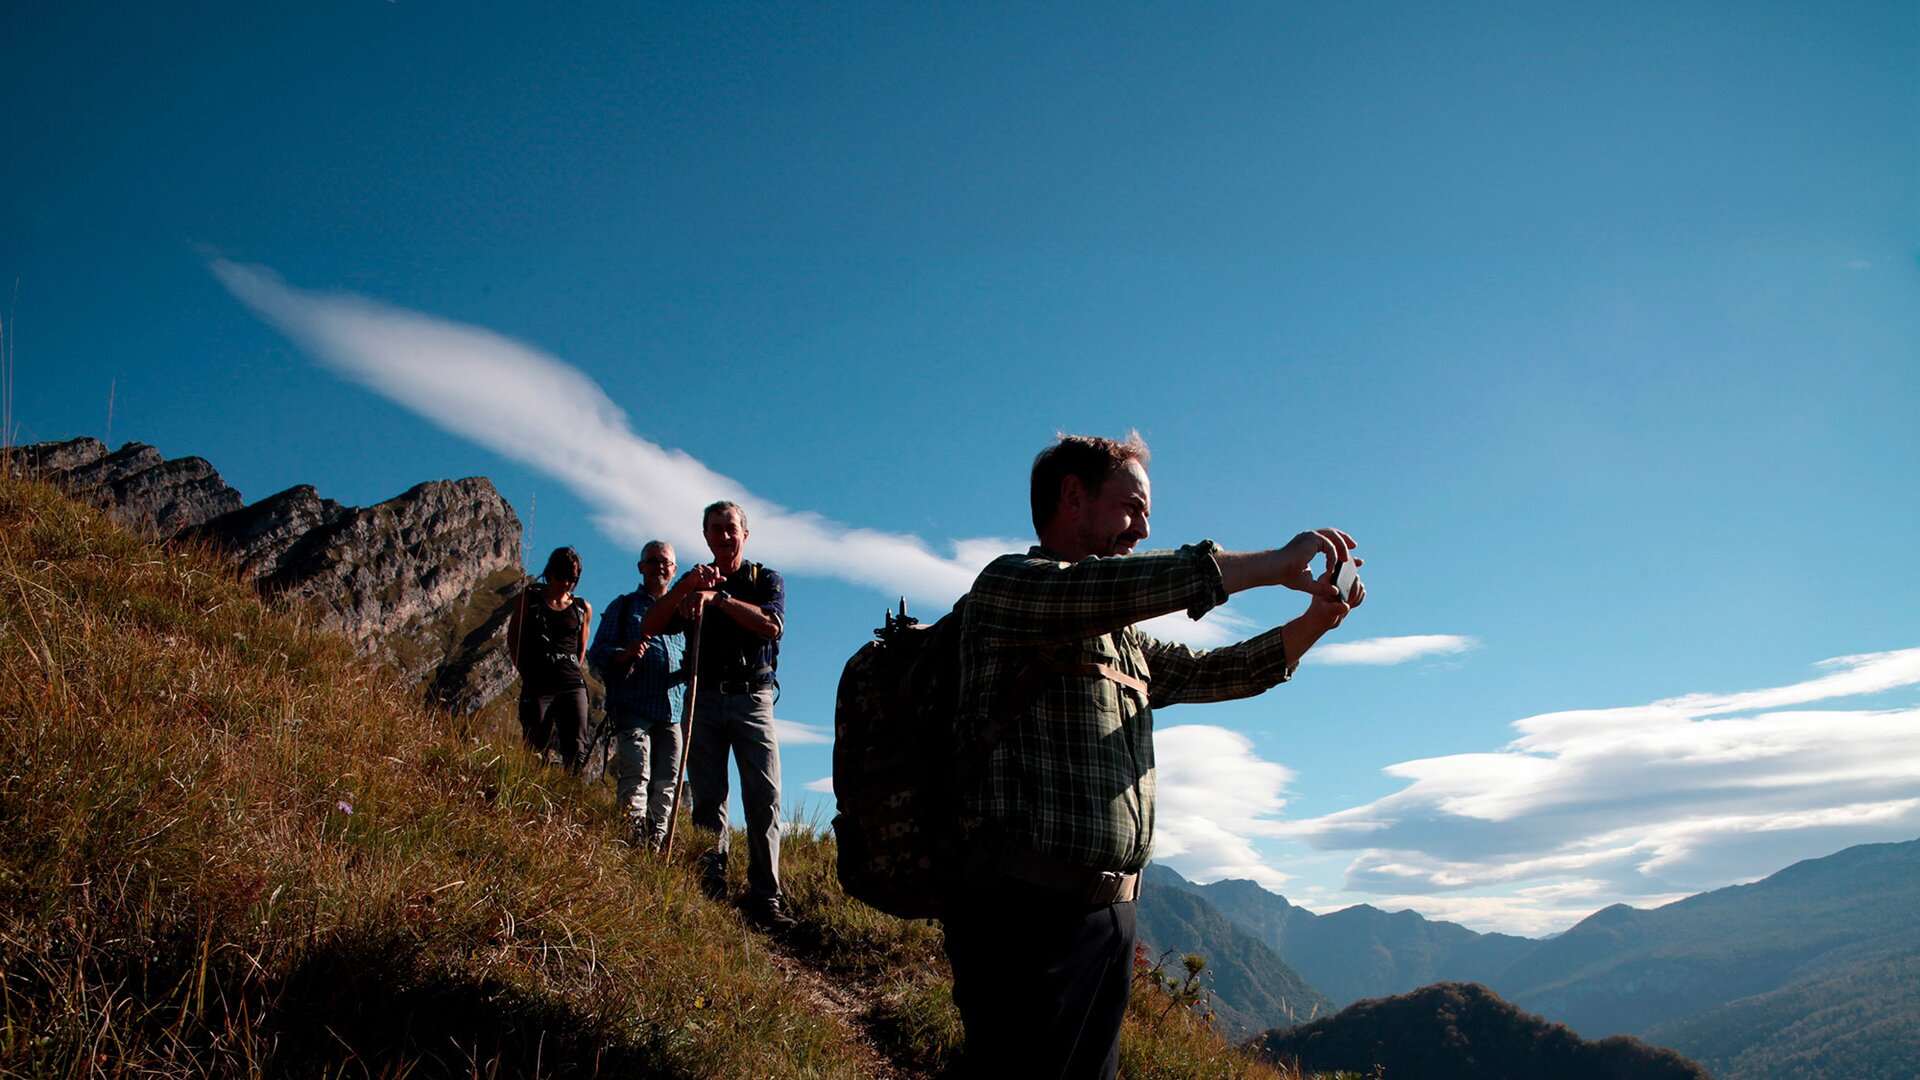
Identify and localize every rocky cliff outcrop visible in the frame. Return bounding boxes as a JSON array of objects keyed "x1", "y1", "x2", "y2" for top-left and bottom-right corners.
[
  {"x1": 20, "y1": 437, "x2": 523, "y2": 716},
  {"x1": 19, "y1": 437, "x2": 244, "y2": 533}
]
